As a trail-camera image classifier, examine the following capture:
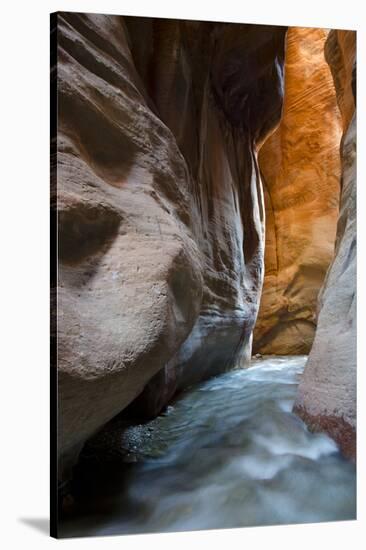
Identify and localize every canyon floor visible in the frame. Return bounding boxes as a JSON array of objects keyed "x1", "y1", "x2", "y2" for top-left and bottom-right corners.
[{"x1": 59, "y1": 356, "x2": 356, "y2": 538}]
